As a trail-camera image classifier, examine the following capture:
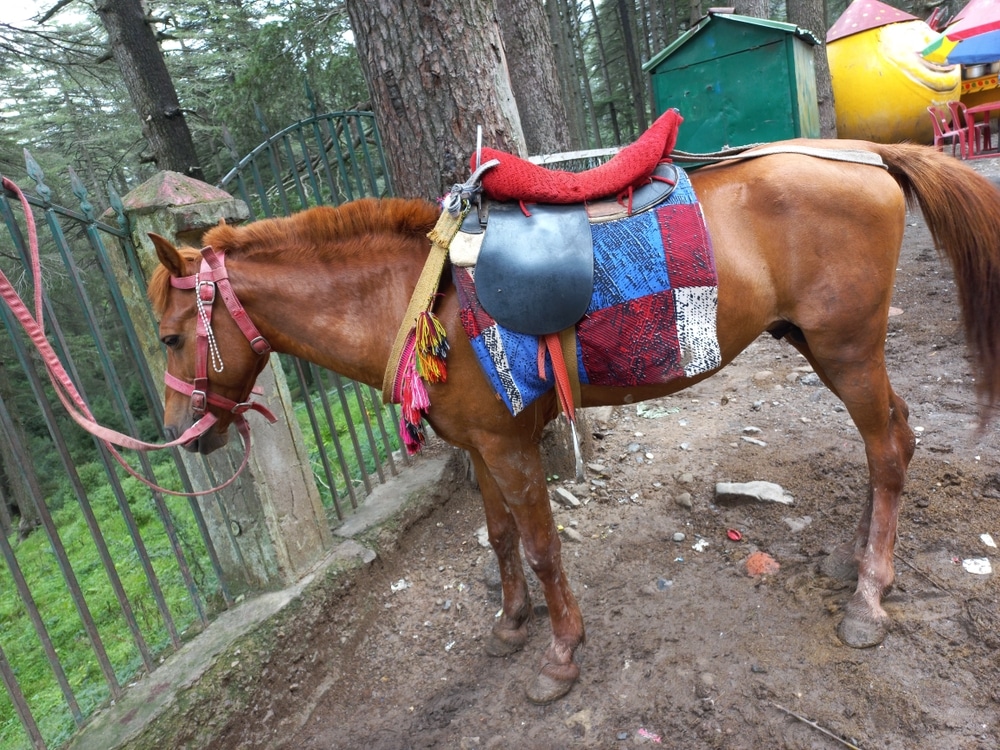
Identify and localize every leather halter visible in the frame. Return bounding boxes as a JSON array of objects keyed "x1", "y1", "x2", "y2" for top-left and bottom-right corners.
[
  {"x1": 166, "y1": 246, "x2": 276, "y2": 425},
  {"x1": 0, "y1": 175, "x2": 276, "y2": 496}
]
